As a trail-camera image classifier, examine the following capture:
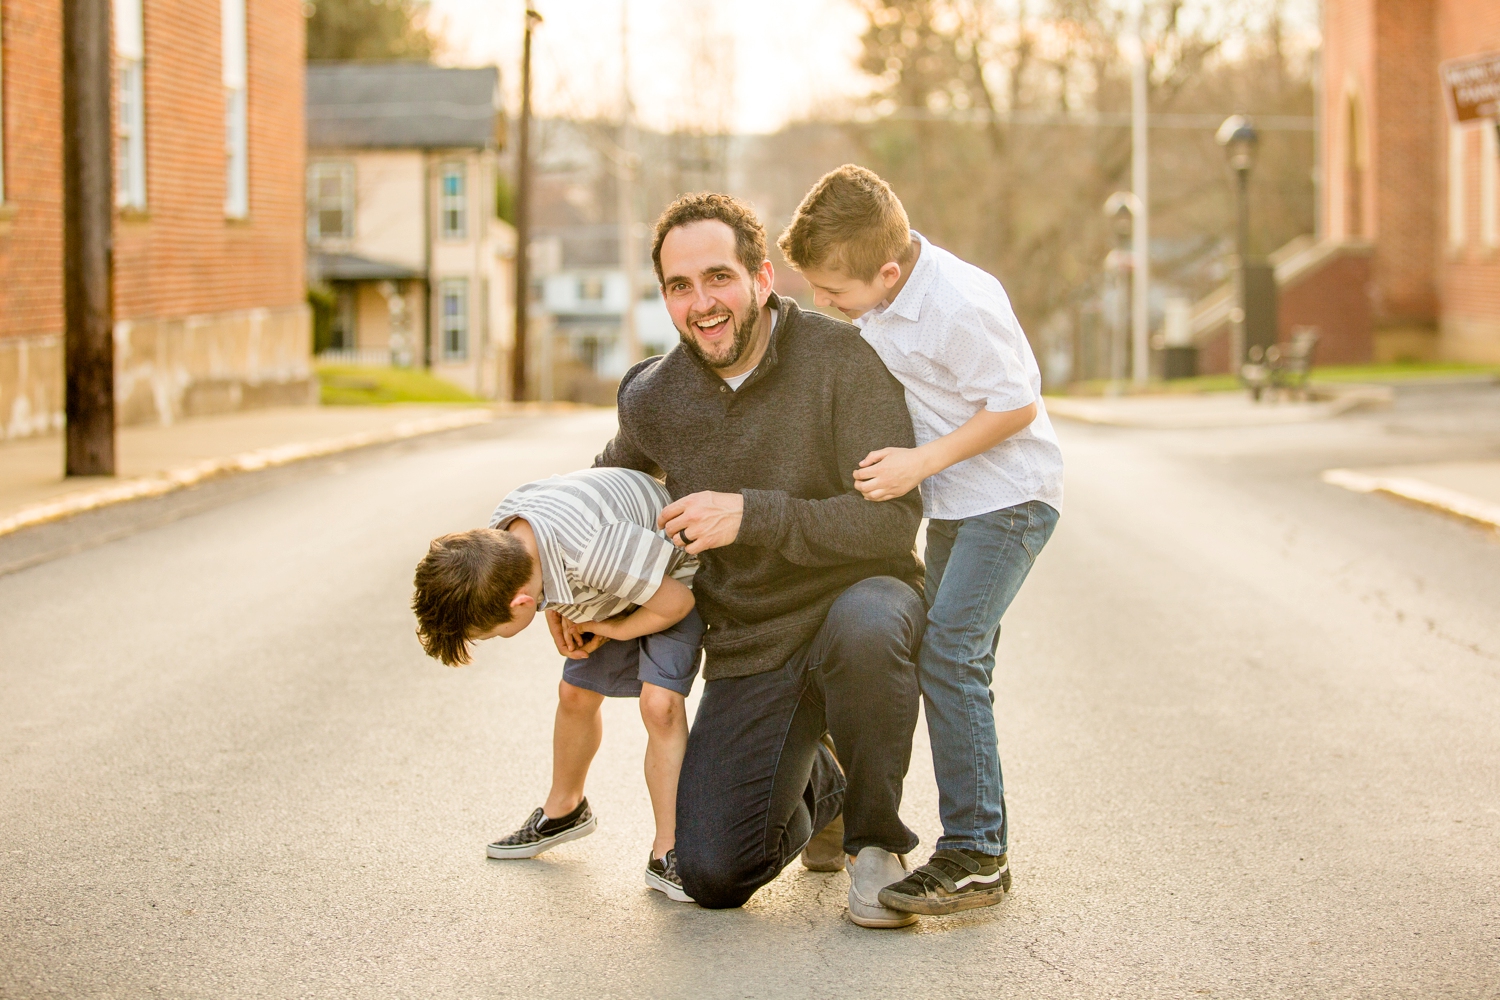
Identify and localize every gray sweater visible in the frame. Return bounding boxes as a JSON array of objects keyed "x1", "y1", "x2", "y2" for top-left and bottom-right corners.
[{"x1": 595, "y1": 294, "x2": 923, "y2": 680}]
